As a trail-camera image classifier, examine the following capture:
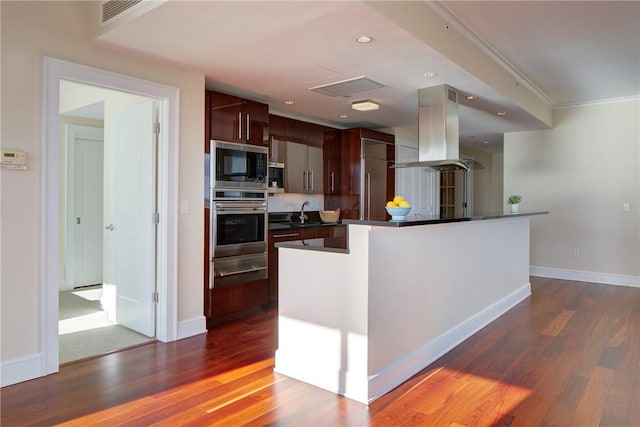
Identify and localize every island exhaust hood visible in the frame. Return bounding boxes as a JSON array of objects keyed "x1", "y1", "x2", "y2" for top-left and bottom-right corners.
[{"x1": 393, "y1": 85, "x2": 481, "y2": 171}]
